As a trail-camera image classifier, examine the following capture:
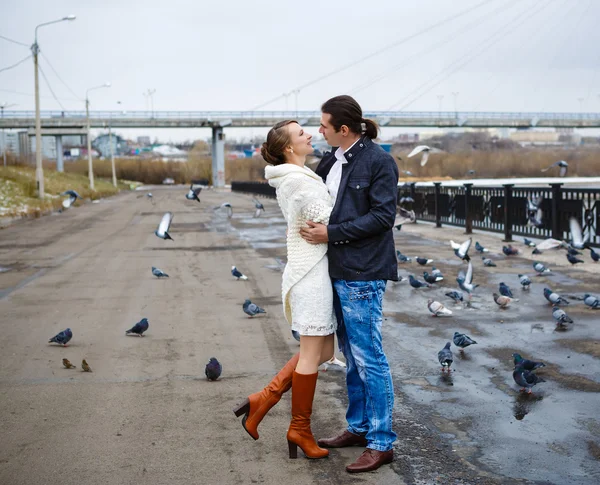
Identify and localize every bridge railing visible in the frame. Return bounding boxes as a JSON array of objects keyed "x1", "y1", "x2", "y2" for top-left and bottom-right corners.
[{"x1": 231, "y1": 181, "x2": 276, "y2": 198}]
